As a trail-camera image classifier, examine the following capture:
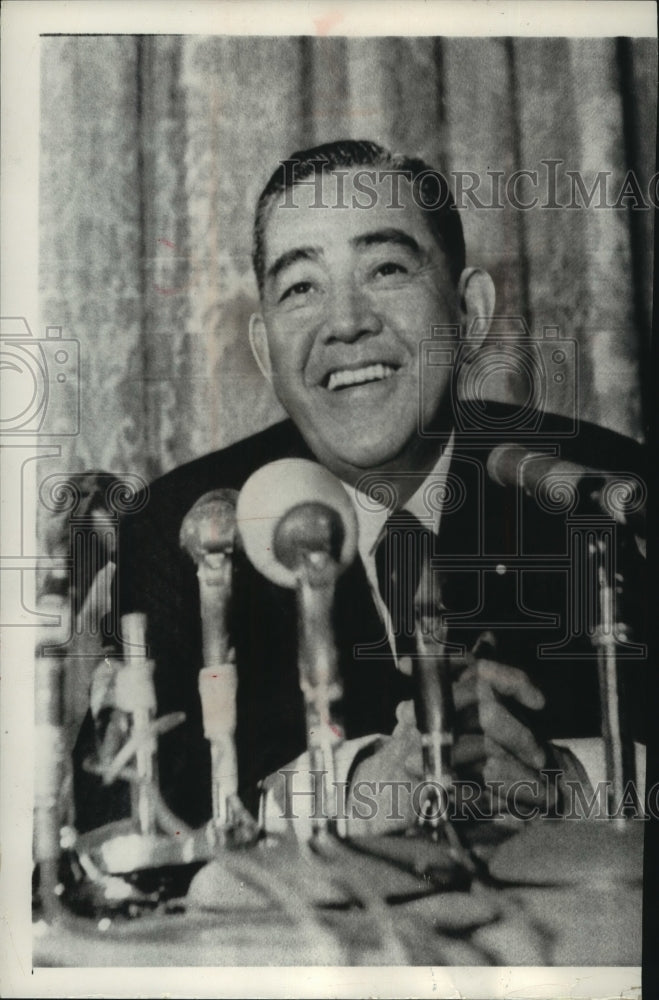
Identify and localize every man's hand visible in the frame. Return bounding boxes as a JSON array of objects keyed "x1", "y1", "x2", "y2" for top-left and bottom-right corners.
[
  {"x1": 451, "y1": 653, "x2": 553, "y2": 814},
  {"x1": 262, "y1": 634, "x2": 583, "y2": 838},
  {"x1": 348, "y1": 630, "x2": 558, "y2": 832}
]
